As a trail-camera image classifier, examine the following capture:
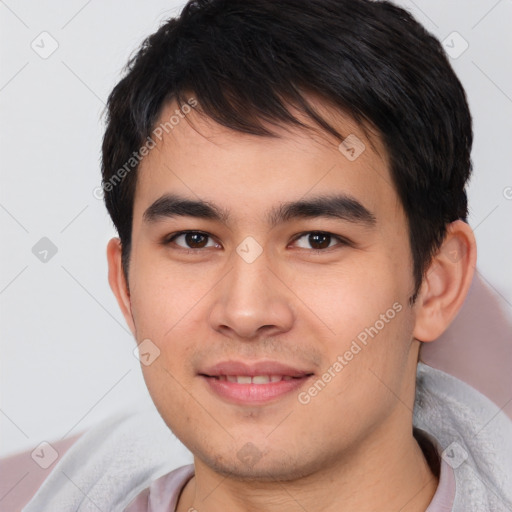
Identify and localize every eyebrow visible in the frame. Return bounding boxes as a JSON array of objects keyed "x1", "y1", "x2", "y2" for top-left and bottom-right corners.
[{"x1": 142, "y1": 193, "x2": 377, "y2": 228}]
